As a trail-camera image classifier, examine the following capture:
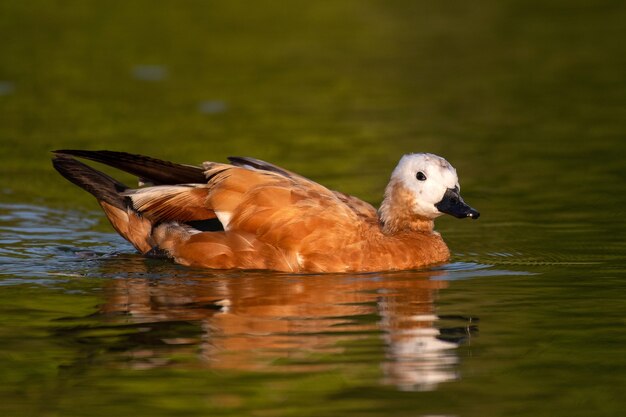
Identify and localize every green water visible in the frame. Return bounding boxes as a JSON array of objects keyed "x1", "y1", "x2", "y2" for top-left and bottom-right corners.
[{"x1": 1, "y1": 1, "x2": 625, "y2": 416}]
